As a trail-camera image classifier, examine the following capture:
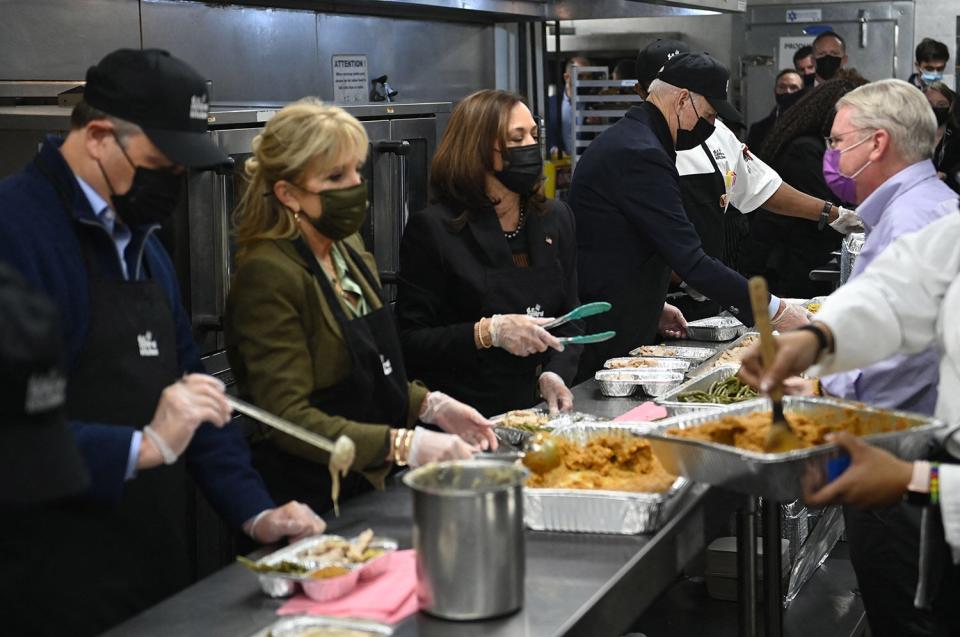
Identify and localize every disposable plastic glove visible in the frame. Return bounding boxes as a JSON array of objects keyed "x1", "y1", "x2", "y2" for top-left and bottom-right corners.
[
  {"x1": 830, "y1": 206, "x2": 865, "y2": 234},
  {"x1": 658, "y1": 303, "x2": 688, "y2": 339},
  {"x1": 408, "y1": 426, "x2": 477, "y2": 467},
  {"x1": 490, "y1": 314, "x2": 563, "y2": 357},
  {"x1": 420, "y1": 391, "x2": 498, "y2": 450},
  {"x1": 770, "y1": 301, "x2": 810, "y2": 331},
  {"x1": 538, "y1": 371, "x2": 573, "y2": 415}
]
